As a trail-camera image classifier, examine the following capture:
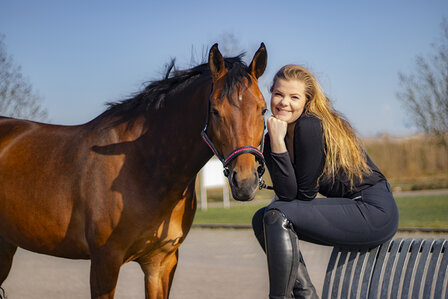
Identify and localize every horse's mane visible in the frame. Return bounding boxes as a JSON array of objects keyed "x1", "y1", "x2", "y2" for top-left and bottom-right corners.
[{"x1": 101, "y1": 54, "x2": 251, "y2": 124}]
